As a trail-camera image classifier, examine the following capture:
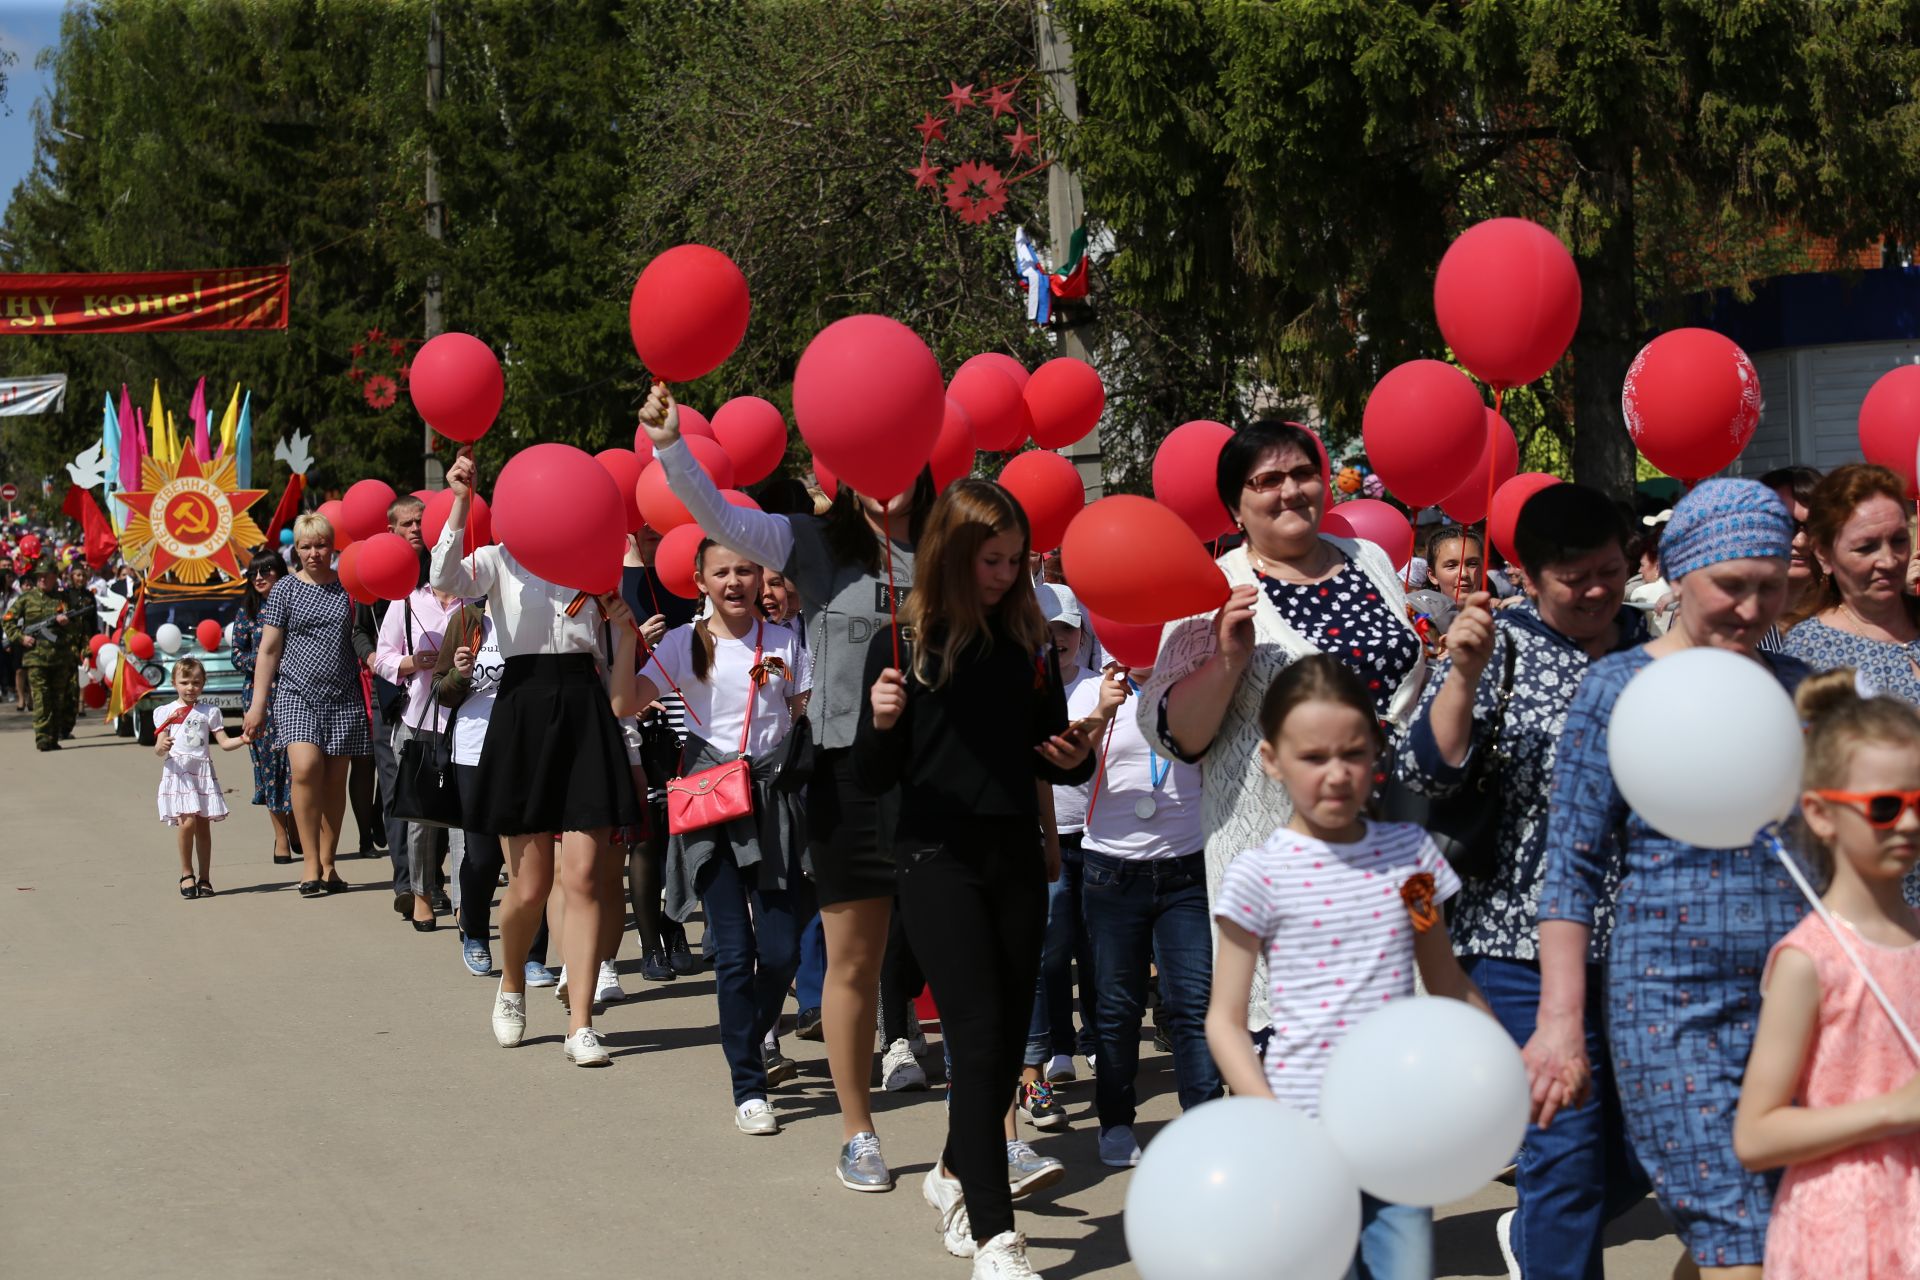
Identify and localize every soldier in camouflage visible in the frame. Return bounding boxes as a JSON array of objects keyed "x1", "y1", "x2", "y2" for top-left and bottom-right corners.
[
  {"x1": 59, "y1": 561, "x2": 99, "y2": 740},
  {"x1": 2, "y1": 559, "x2": 77, "y2": 750}
]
